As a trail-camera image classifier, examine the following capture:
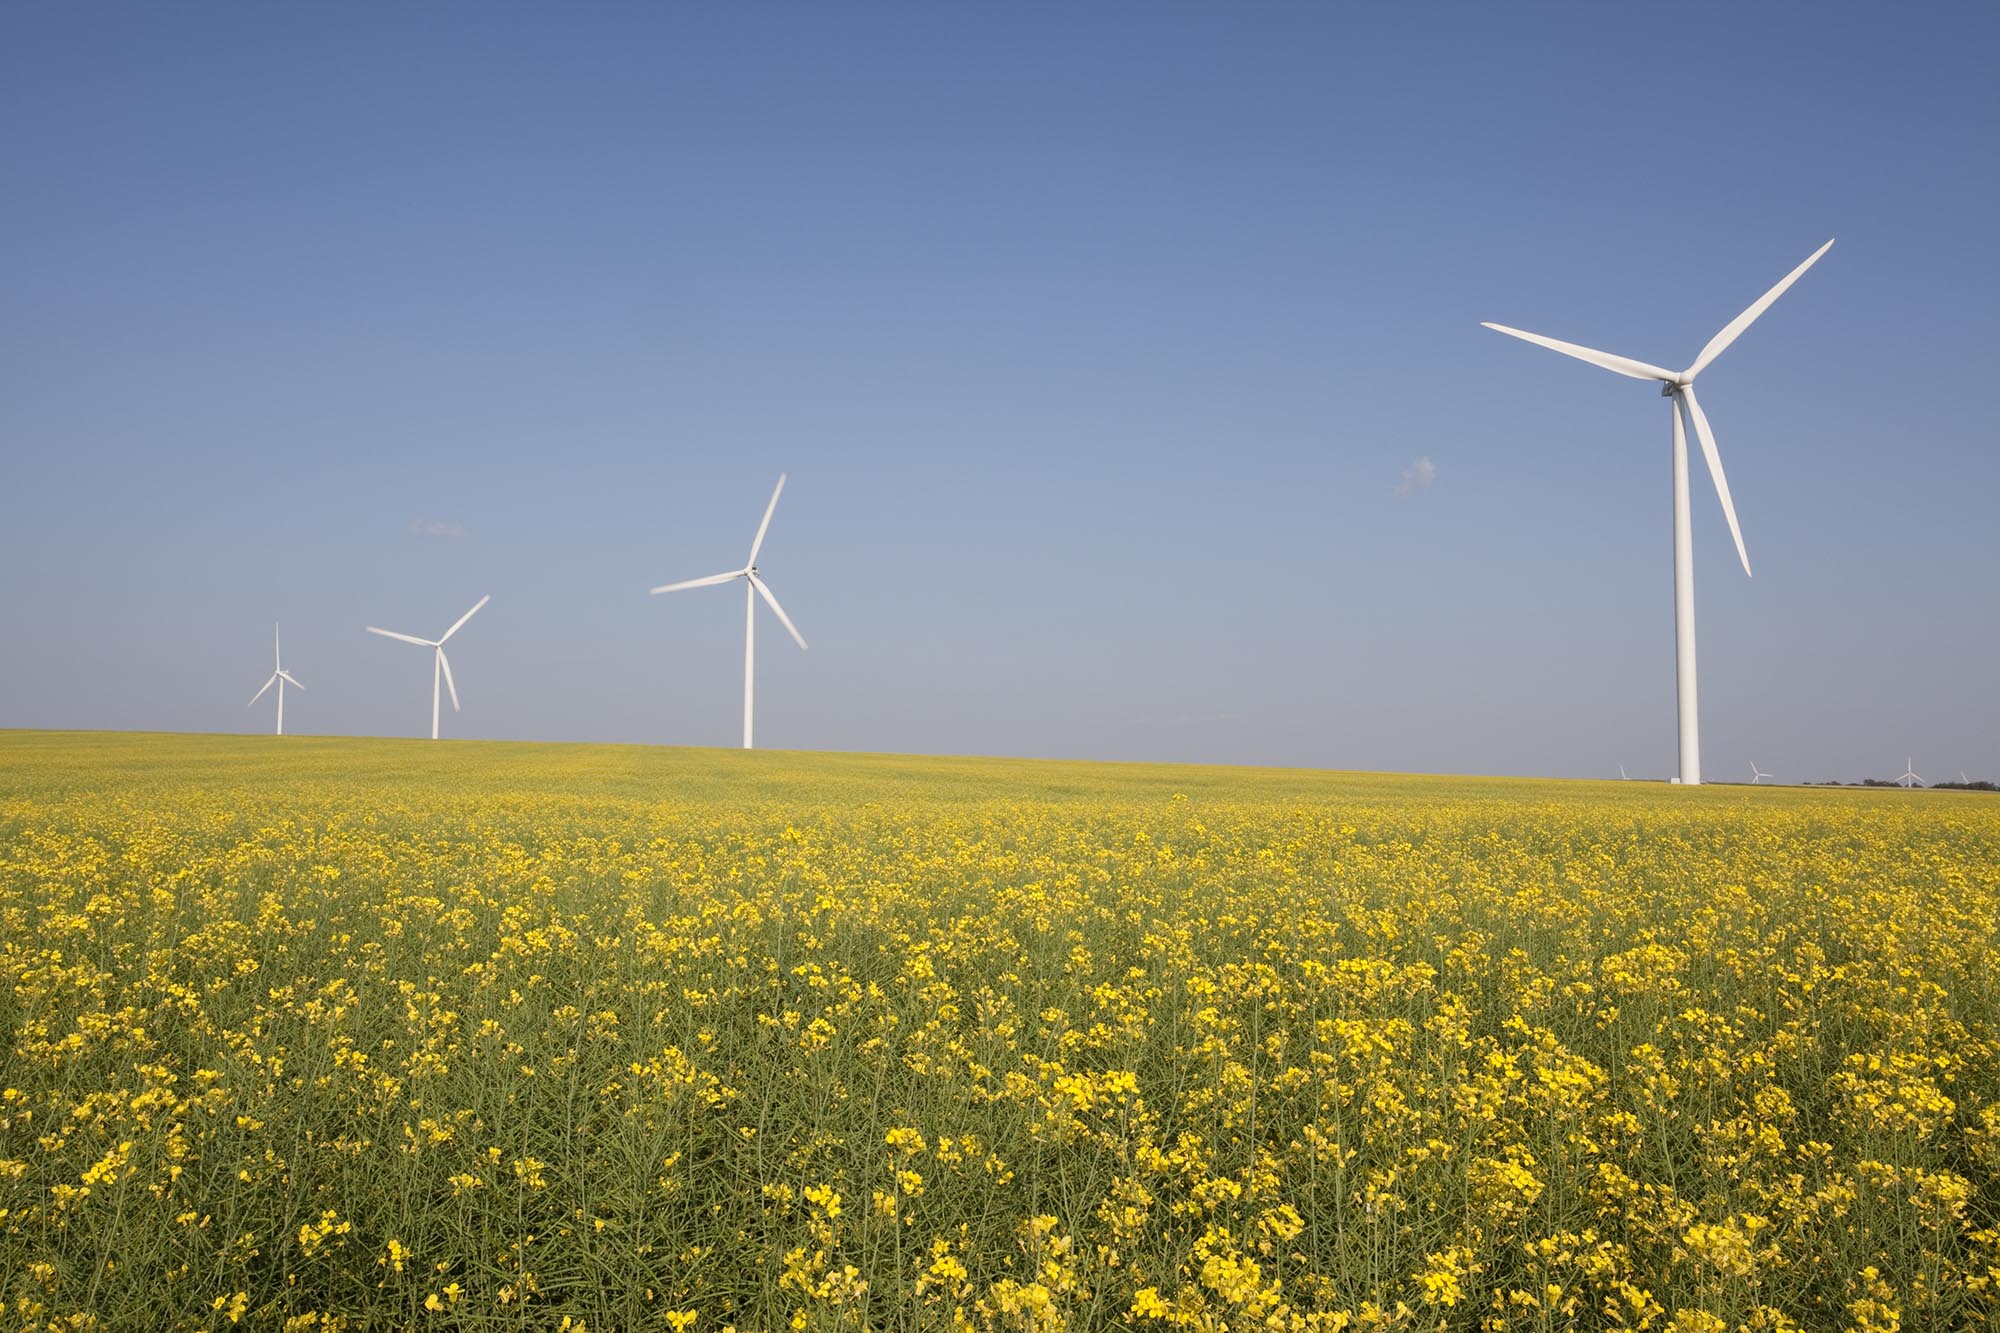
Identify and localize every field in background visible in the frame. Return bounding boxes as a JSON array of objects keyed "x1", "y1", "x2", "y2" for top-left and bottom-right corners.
[{"x1": 2, "y1": 731, "x2": 1997, "y2": 1332}]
